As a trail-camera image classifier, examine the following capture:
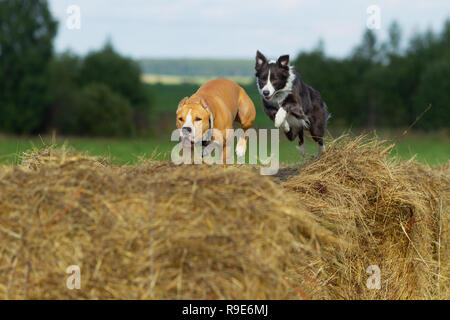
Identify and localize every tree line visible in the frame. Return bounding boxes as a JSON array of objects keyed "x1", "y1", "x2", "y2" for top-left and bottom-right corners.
[
  {"x1": 0, "y1": 0, "x2": 152, "y2": 137},
  {"x1": 294, "y1": 21, "x2": 450, "y2": 130}
]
